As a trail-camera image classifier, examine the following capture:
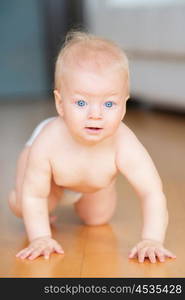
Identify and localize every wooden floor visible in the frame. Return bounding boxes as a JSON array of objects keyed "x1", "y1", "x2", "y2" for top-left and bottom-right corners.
[{"x1": 0, "y1": 98, "x2": 185, "y2": 278}]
